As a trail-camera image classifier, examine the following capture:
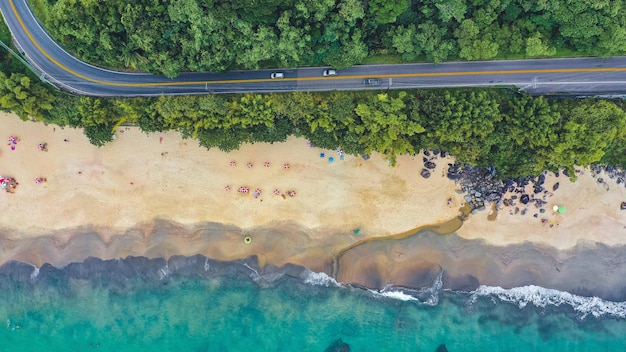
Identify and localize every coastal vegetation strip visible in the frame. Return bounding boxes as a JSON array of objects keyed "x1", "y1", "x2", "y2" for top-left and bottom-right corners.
[
  {"x1": 28, "y1": 0, "x2": 626, "y2": 77},
  {"x1": 1, "y1": 12, "x2": 626, "y2": 180}
]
